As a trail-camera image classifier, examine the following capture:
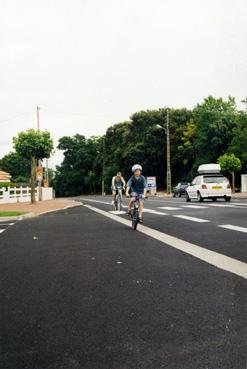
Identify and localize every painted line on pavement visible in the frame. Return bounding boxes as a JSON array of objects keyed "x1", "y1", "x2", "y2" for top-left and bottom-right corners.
[
  {"x1": 219, "y1": 225, "x2": 247, "y2": 234},
  {"x1": 158, "y1": 206, "x2": 181, "y2": 210},
  {"x1": 143, "y1": 209, "x2": 168, "y2": 215},
  {"x1": 0, "y1": 229, "x2": 5, "y2": 234},
  {"x1": 83, "y1": 198, "x2": 111, "y2": 205},
  {"x1": 181, "y1": 205, "x2": 209, "y2": 209},
  {"x1": 83, "y1": 204, "x2": 247, "y2": 280},
  {"x1": 173, "y1": 215, "x2": 210, "y2": 223},
  {"x1": 231, "y1": 202, "x2": 247, "y2": 206},
  {"x1": 0, "y1": 223, "x2": 15, "y2": 226},
  {"x1": 207, "y1": 204, "x2": 245, "y2": 208},
  {"x1": 109, "y1": 210, "x2": 126, "y2": 215}
]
